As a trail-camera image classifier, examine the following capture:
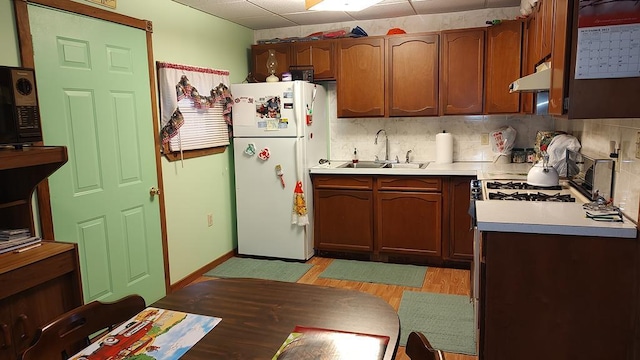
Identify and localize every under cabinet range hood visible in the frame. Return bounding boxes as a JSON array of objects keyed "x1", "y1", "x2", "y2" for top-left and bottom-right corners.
[{"x1": 509, "y1": 62, "x2": 551, "y2": 93}]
